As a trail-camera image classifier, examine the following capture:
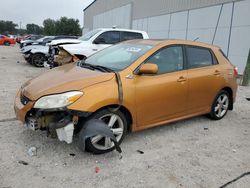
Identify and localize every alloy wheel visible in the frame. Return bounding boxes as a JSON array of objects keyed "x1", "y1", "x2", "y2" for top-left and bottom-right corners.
[
  {"x1": 214, "y1": 93, "x2": 229, "y2": 118},
  {"x1": 90, "y1": 113, "x2": 124, "y2": 151},
  {"x1": 32, "y1": 54, "x2": 46, "y2": 67}
]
